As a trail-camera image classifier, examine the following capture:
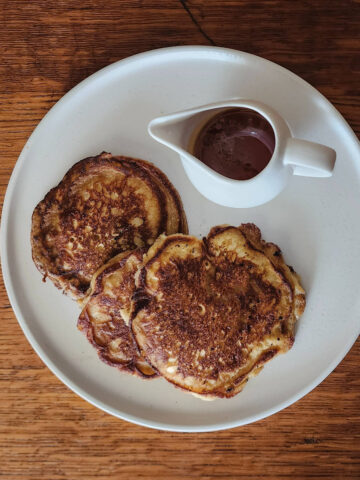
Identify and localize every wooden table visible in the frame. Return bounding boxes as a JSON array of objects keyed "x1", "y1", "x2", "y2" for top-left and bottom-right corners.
[{"x1": 1, "y1": 1, "x2": 359, "y2": 478}]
